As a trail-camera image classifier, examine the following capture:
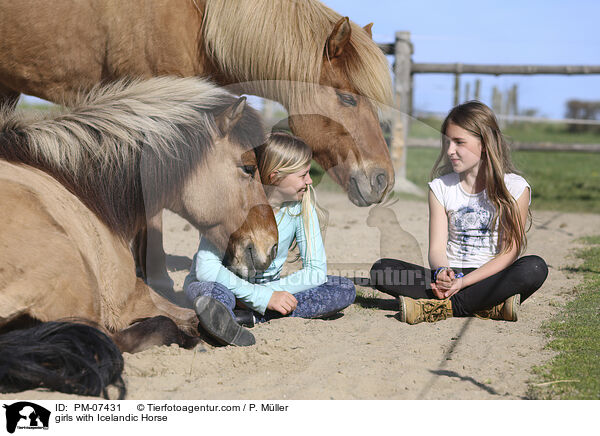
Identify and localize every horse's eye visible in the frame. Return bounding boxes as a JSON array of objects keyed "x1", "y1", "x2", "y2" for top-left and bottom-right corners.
[
  {"x1": 337, "y1": 92, "x2": 357, "y2": 107},
  {"x1": 241, "y1": 165, "x2": 256, "y2": 177}
]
